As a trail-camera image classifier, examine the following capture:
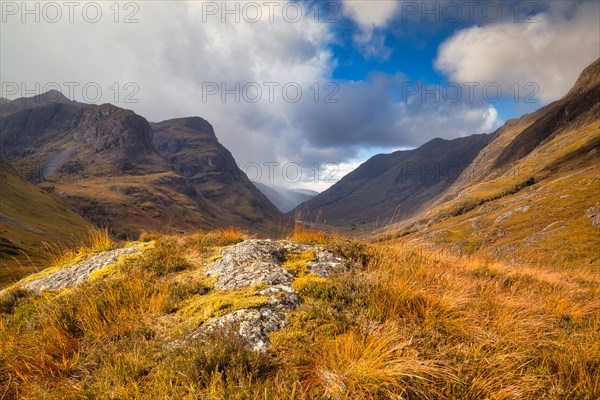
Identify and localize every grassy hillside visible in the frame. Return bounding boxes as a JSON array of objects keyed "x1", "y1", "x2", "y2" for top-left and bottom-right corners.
[
  {"x1": 388, "y1": 114, "x2": 599, "y2": 270},
  {"x1": 376, "y1": 59, "x2": 600, "y2": 269},
  {"x1": 1, "y1": 229, "x2": 598, "y2": 399},
  {"x1": 0, "y1": 159, "x2": 91, "y2": 286}
]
